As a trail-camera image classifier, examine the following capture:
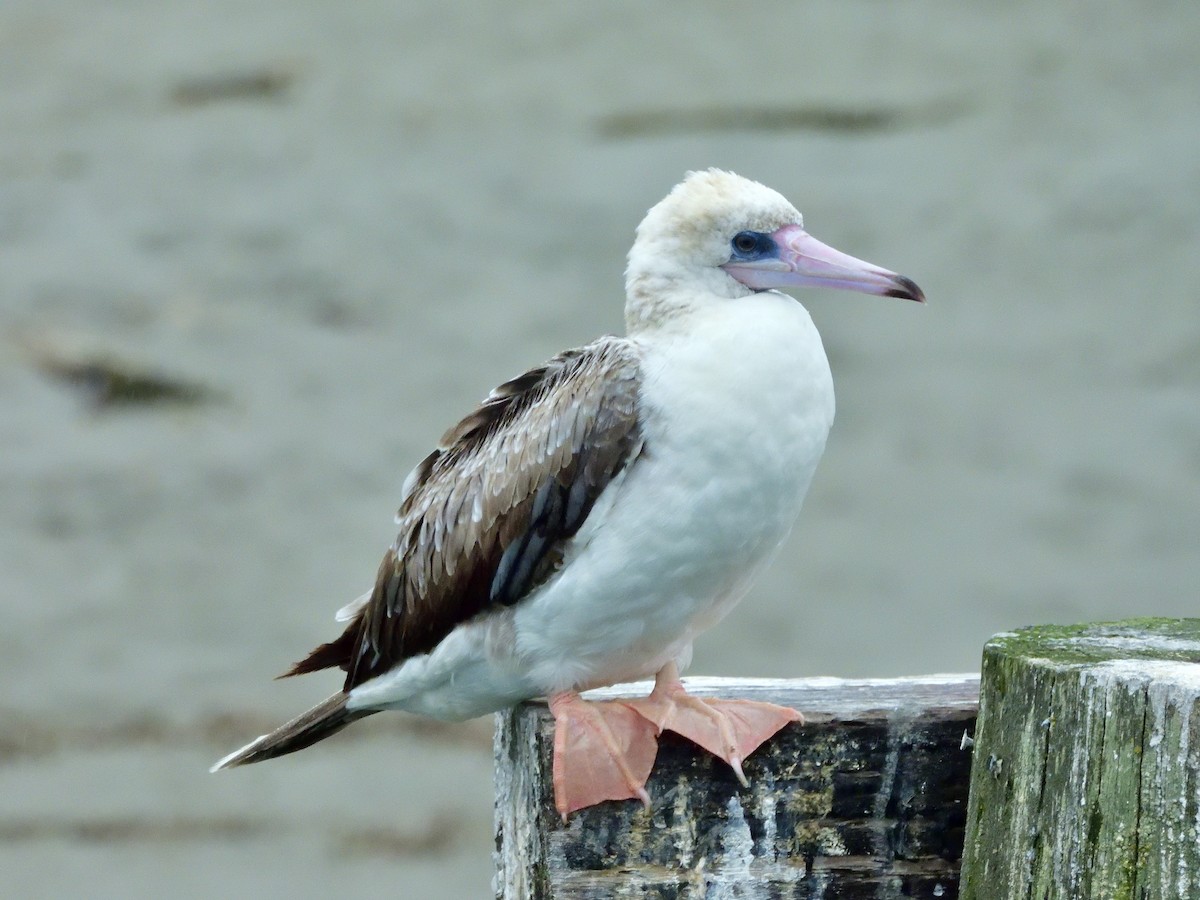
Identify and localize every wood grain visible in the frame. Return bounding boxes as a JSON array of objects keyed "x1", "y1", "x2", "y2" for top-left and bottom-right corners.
[
  {"x1": 960, "y1": 618, "x2": 1200, "y2": 900},
  {"x1": 496, "y1": 674, "x2": 979, "y2": 899}
]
